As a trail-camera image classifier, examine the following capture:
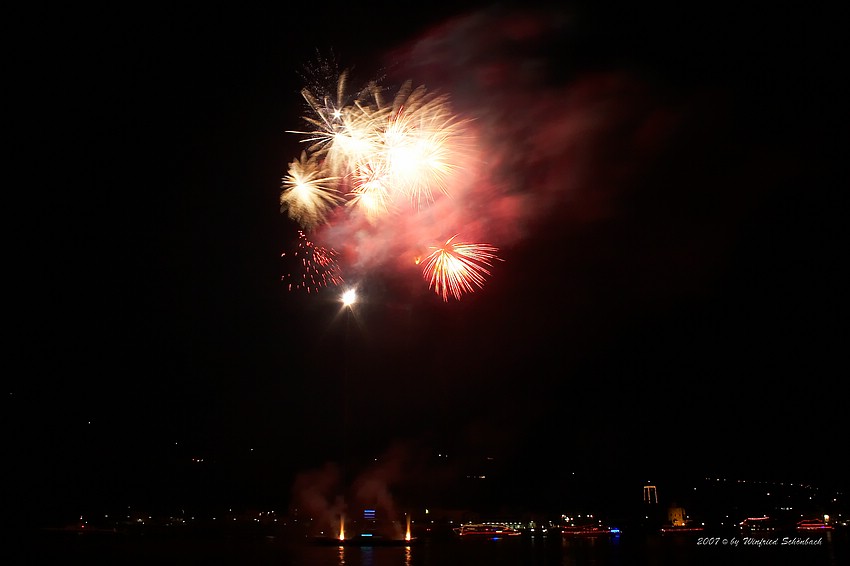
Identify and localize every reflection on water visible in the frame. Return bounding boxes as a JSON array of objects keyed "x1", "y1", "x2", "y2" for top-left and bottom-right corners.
[
  {"x1": 290, "y1": 531, "x2": 849, "y2": 566},
  {"x1": 18, "y1": 529, "x2": 849, "y2": 566},
  {"x1": 361, "y1": 546, "x2": 373, "y2": 566}
]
